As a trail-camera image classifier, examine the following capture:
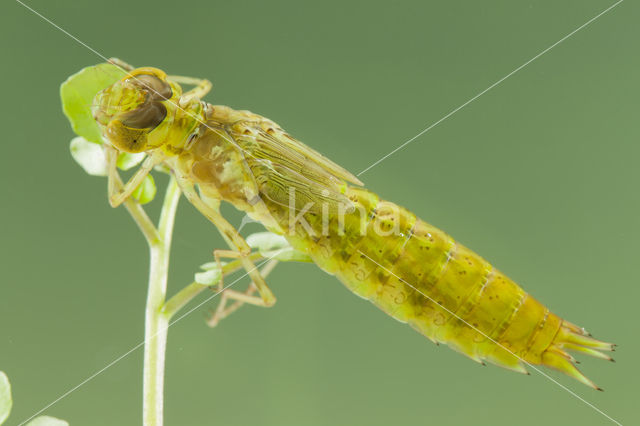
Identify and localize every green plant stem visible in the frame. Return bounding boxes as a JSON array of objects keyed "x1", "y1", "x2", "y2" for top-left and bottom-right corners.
[
  {"x1": 142, "y1": 176, "x2": 180, "y2": 426},
  {"x1": 161, "y1": 252, "x2": 264, "y2": 320}
]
